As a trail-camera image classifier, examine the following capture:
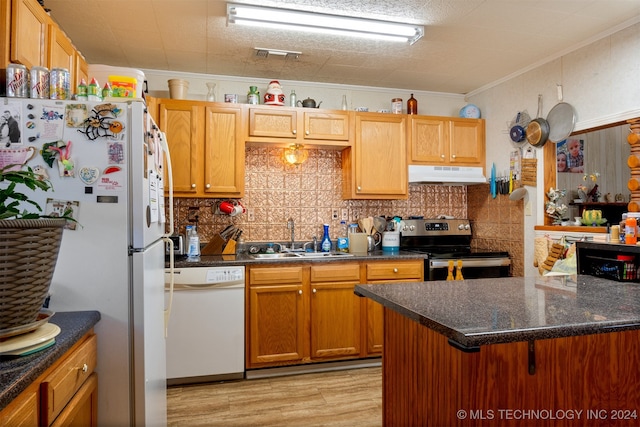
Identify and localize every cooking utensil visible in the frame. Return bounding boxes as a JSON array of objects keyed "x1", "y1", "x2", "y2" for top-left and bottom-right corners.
[
  {"x1": 526, "y1": 95, "x2": 550, "y2": 147},
  {"x1": 490, "y1": 163, "x2": 497, "y2": 198},
  {"x1": 509, "y1": 111, "x2": 531, "y2": 144},
  {"x1": 373, "y1": 217, "x2": 386, "y2": 234},
  {"x1": 546, "y1": 102, "x2": 576, "y2": 143},
  {"x1": 297, "y1": 98, "x2": 322, "y2": 108}
]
